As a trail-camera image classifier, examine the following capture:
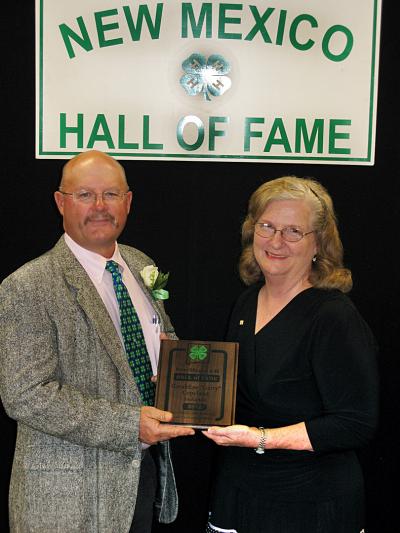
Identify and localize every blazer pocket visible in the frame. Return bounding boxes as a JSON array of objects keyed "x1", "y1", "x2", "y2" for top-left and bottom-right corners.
[{"x1": 24, "y1": 443, "x2": 84, "y2": 471}]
